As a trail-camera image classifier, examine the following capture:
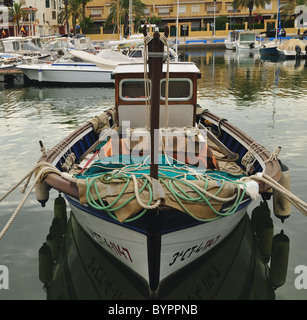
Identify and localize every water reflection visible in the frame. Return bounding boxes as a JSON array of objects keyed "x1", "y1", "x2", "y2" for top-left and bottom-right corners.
[{"x1": 38, "y1": 196, "x2": 290, "y2": 300}]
